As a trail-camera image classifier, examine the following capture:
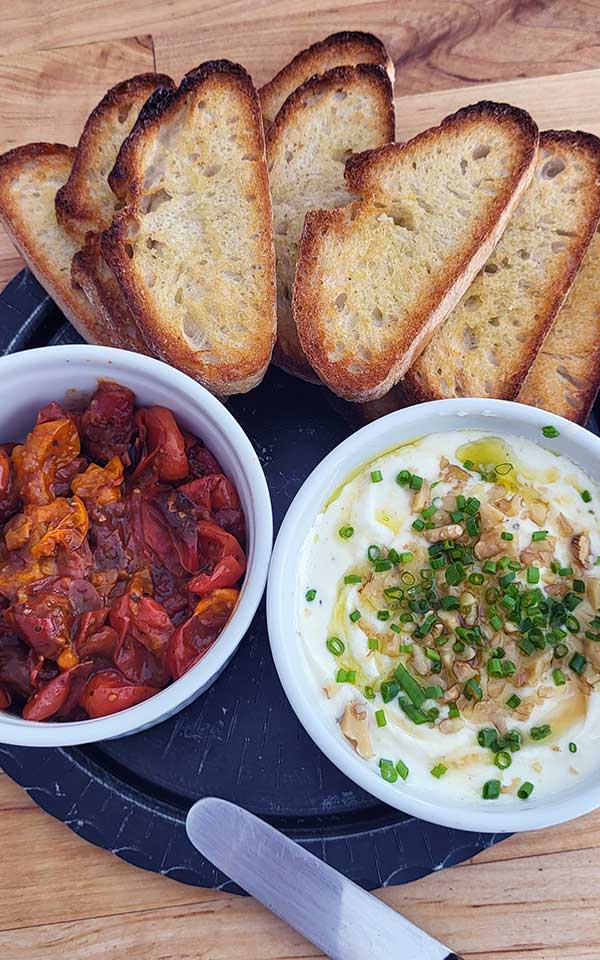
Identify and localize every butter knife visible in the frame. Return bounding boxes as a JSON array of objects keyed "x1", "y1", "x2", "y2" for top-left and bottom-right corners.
[{"x1": 186, "y1": 797, "x2": 462, "y2": 960}]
